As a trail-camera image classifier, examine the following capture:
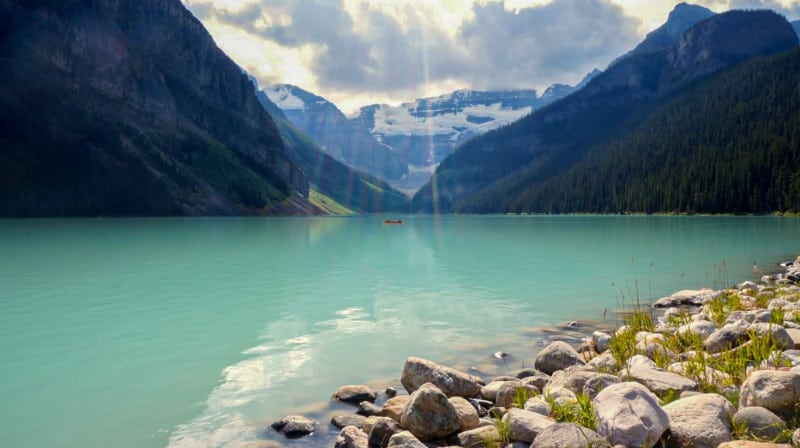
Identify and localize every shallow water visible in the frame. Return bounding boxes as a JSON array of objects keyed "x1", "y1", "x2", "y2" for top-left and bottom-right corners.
[{"x1": 0, "y1": 215, "x2": 798, "y2": 447}]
